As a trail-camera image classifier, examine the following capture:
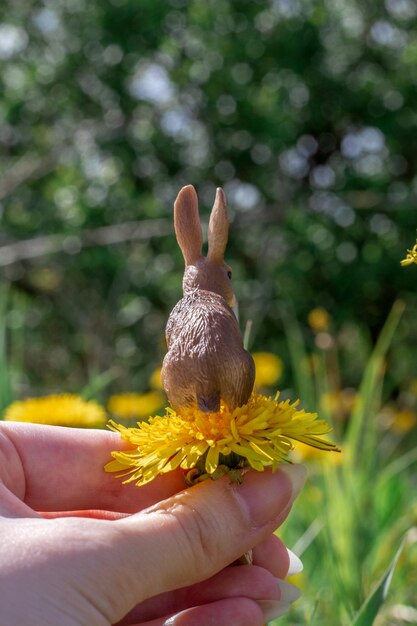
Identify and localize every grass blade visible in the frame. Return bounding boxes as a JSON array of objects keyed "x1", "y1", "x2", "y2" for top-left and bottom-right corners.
[
  {"x1": 281, "y1": 307, "x2": 316, "y2": 411},
  {"x1": 350, "y1": 535, "x2": 406, "y2": 626},
  {"x1": 346, "y1": 300, "x2": 405, "y2": 469},
  {"x1": 81, "y1": 366, "x2": 121, "y2": 401}
]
